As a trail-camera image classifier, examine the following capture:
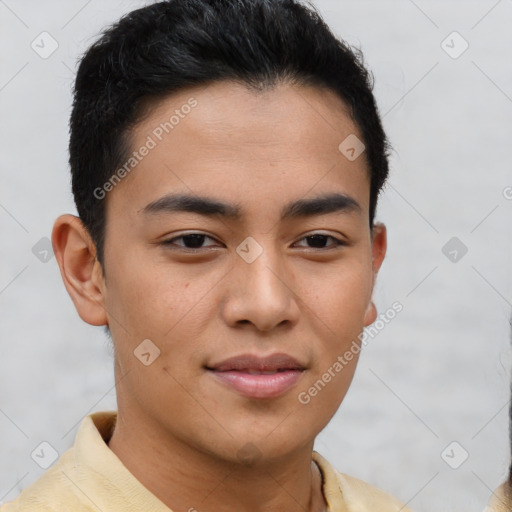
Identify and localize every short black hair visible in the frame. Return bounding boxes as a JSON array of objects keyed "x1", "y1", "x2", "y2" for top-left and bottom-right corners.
[{"x1": 69, "y1": 0, "x2": 391, "y2": 271}]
